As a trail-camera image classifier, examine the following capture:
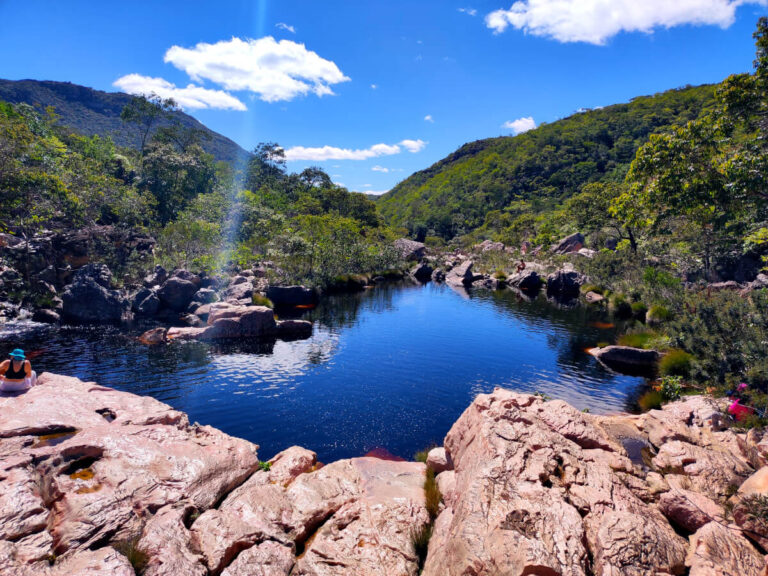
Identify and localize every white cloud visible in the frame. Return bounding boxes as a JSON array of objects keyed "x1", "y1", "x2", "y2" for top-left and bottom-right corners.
[
  {"x1": 502, "y1": 116, "x2": 536, "y2": 134},
  {"x1": 424, "y1": 114, "x2": 434, "y2": 123},
  {"x1": 363, "y1": 184, "x2": 373, "y2": 187},
  {"x1": 371, "y1": 84, "x2": 378, "y2": 90},
  {"x1": 284, "y1": 139, "x2": 427, "y2": 161},
  {"x1": 372, "y1": 165, "x2": 389, "y2": 172},
  {"x1": 458, "y1": 7, "x2": 478, "y2": 16},
  {"x1": 113, "y1": 74, "x2": 247, "y2": 111},
  {"x1": 276, "y1": 22, "x2": 296, "y2": 33},
  {"x1": 485, "y1": 0, "x2": 767, "y2": 44},
  {"x1": 364, "y1": 189, "x2": 390, "y2": 195},
  {"x1": 164, "y1": 36, "x2": 349, "y2": 102}
]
